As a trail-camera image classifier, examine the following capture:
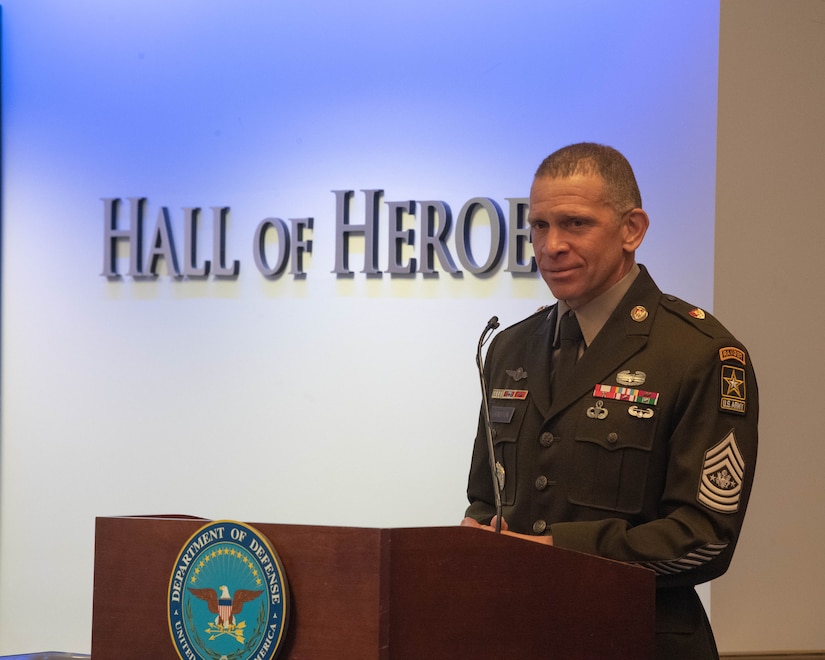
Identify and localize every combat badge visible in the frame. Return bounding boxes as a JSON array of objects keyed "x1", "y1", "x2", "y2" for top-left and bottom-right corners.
[
  {"x1": 720, "y1": 364, "x2": 747, "y2": 414},
  {"x1": 616, "y1": 370, "x2": 646, "y2": 386},
  {"x1": 697, "y1": 430, "x2": 744, "y2": 513},
  {"x1": 168, "y1": 520, "x2": 290, "y2": 660}
]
